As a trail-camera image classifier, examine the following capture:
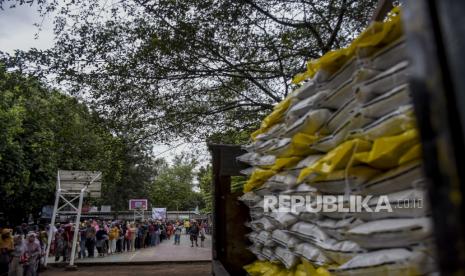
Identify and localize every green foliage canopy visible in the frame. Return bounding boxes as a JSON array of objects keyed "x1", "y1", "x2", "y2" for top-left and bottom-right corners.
[
  {"x1": 149, "y1": 154, "x2": 204, "y2": 211},
  {"x1": 1, "y1": 0, "x2": 377, "y2": 143},
  {"x1": 0, "y1": 64, "x2": 157, "y2": 225}
]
